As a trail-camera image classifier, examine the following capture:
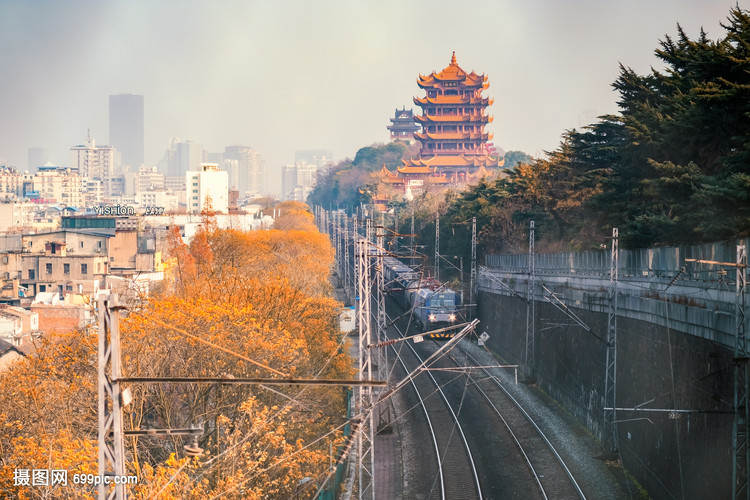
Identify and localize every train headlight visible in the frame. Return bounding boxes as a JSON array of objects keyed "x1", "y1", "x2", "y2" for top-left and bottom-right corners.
[
  {"x1": 449, "y1": 315, "x2": 456, "y2": 321},
  {"x1": 428, "y1": 314, "x2": 436, "y2": 322}
]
